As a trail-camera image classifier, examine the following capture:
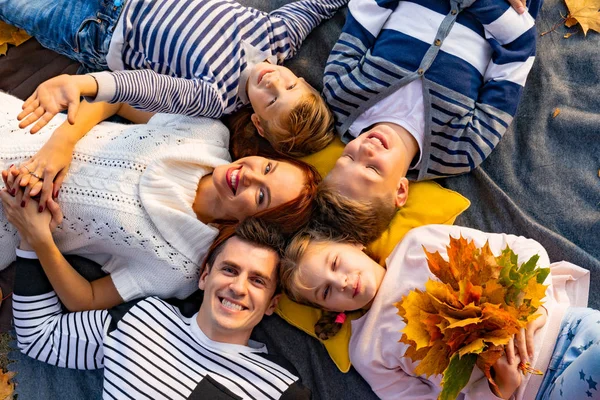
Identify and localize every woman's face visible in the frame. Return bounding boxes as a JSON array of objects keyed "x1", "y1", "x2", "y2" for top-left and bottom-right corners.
[
  {"x1": 295, "y1": 242, "x2": 386, "y2": 312},
  {"x1": 211, "y1": 156, "x2": 305, "y2": 221}
]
